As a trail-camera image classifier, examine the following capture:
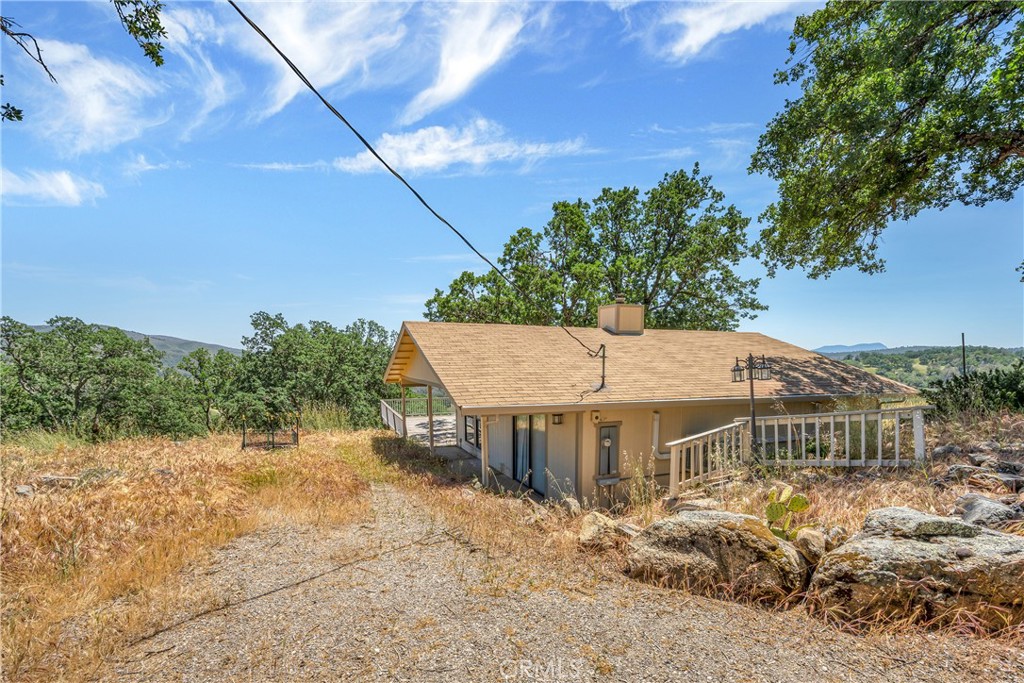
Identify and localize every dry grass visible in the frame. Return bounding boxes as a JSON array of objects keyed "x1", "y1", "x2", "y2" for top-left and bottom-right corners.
[
  {"x1": 349, "y1": 433, "x2": 616, "y2": 591},
  {"x1": 1, "y1": 432, "x2": 368, "y2": 682},
  {"x1": 3, "y1": 415, "x2": 1021, "y2": 681}
]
